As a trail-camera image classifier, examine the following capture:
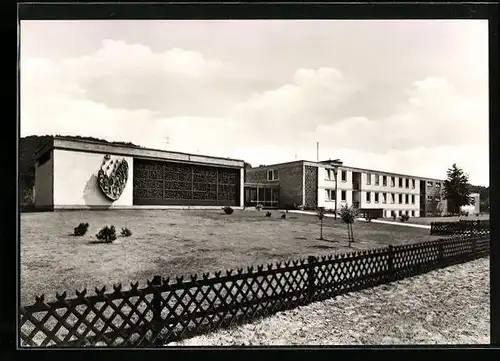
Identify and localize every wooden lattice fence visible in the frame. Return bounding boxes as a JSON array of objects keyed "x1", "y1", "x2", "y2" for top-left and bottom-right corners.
[
  {"x1": 20, "y1": 234, "x2": 489, "y2": 348},
  {"x1": 430, "y1": 220, "x2": 490, "y2": 236}
]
